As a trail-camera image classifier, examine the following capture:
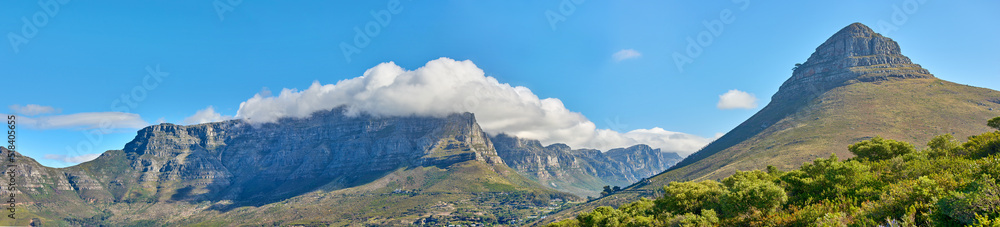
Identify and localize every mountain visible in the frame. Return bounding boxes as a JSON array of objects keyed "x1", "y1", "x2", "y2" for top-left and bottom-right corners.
[
  {"x1": 492, "y1": 134, "x2": 682, "y2": 197},
  {"x1": 536, "y1": 22, "x2": 1000, "y2": 224},
  {"x1": 1, "y1": 107, "x2": 578, "y2": 226}
]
